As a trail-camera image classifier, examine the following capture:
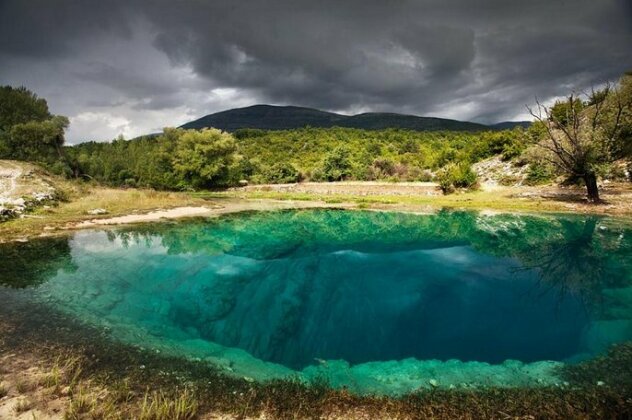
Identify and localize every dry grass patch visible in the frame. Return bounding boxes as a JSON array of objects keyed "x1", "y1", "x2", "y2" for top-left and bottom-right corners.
[
  {"x1": 13, "y1": 397, "x2": 33, "y2": 413},
  {"x1": 206, "y1": 182, "x2": 632, "y2": 217},
  {"x1": 0, "y1": 186, "x2": 208, "y2": 240}
]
